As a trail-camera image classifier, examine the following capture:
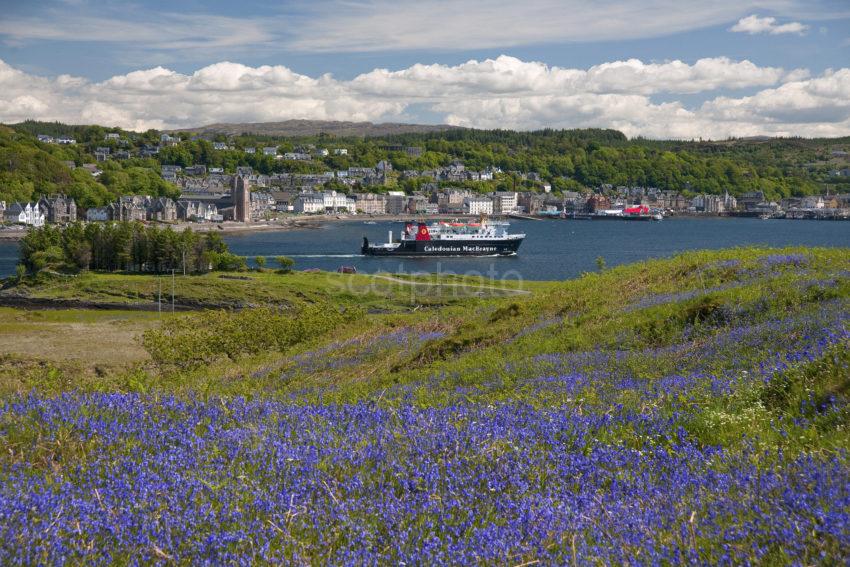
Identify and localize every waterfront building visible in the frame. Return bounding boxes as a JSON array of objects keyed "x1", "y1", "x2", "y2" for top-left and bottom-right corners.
[
  {"x1": 38, "y1": 194, "x2": 77, "y2": 223},
  {"x1": 385, "y1": 193, "x2": 407, "y2": 215},
  {"x1": 4, "y1": 202, "x2": 45, "y2": 226},
  {"x1": 464, "y1": 196, "x2": 494, "y2": 216},
  {"x1": 293, "y1": 193, "x2": 325, "y2": 214},
  {"x1": 354, "y1": 193, "x2": 386, "y2": 215},
  {"x1": 490, "y1": 191, "x2": 518, "y2": 214}
]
